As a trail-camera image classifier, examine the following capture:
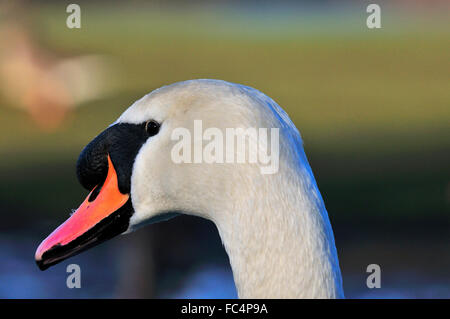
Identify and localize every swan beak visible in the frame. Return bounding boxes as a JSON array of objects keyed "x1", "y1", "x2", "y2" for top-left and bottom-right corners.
[{"x1": 35, "y1": 155, "x2": 130, "y2": 270}]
